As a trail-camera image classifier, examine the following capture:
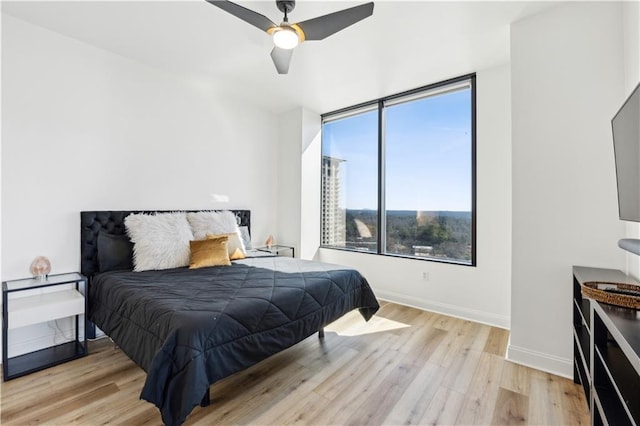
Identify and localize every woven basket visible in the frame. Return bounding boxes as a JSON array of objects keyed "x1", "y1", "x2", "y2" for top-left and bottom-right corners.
[{"x1": 582, "y1": 281, "x2": 640, "y2": 310}]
